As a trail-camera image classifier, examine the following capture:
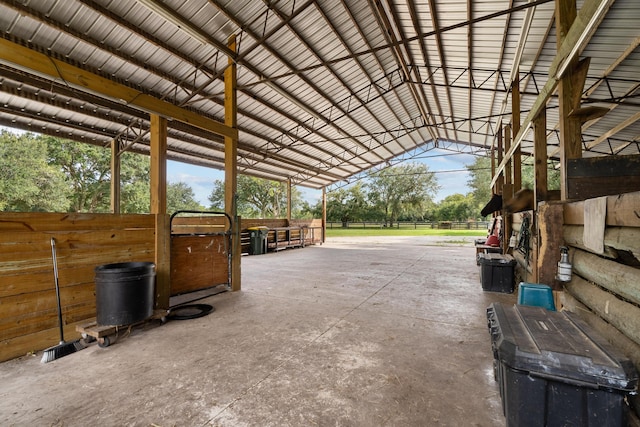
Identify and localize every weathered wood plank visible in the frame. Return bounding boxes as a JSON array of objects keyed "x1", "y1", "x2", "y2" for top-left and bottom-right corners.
[
  {"x1": 563, "y1": 225, "x2": 618, "y2": 259},
  {"x1": 0, "y1": 230, "x2": 154, "y2": 264},
  {"x1": 0, "y1": 212, "x2": 155, "y2": 232},
  {"x1": 0, "y1": 322, "x2": 84, "y2": 362},
  {"x1": 562, "y1": 292, "x2": 640, "y2": 369},
  {"x1": 583, "y1": 196, "x2": 606, "y2": 254},
  {"x1": 564, "y1": 191, "x2": 640, "y2": 227},
  {"x1": 0, "y1": 282, "x2": 96, "y2": 321},
  {"x1": 563, "y1": 225, "x2": 640, "y2": 261},
  {"x1": 170, "y1": 235, "x2": 229, "y2": 296},
  {"x1": 171, "y1": 225, "x2": 228, "y2": 235},
  {"x1": 572, "y1": 248, "x2": 640, "y2": 305},
  {"x1": 0, "y1": 228, "x2": 154, "y2": 247},
  {"x1": 0, "y1": 302, "x2": 96, "y2": 342},
  {"x1": 0, "y1": 244, "x2": 154, "y2": 277},
  {"x1": 565, "y1": 275, "x2": 640, "y2": 346},
  {"x1": 537, "y1": 202, "x2": 564, "y2": 289},
  {"x1": 567, "y1": 154, "x2": 640, "y2": 200}
]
